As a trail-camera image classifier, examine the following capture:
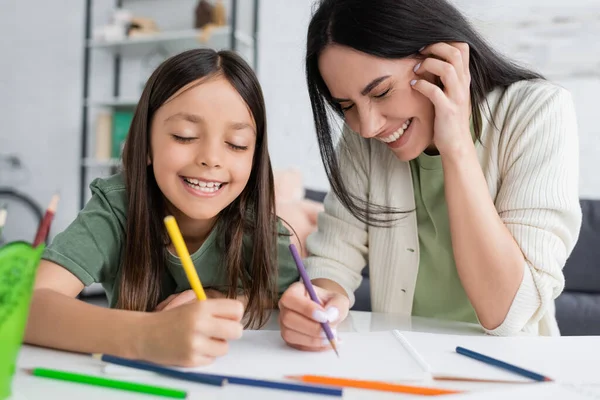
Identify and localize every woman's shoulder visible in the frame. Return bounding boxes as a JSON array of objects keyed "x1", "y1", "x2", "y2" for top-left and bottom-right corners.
[{"x1": 485, "y1": 79, "x2": 573, "y2": 120}]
